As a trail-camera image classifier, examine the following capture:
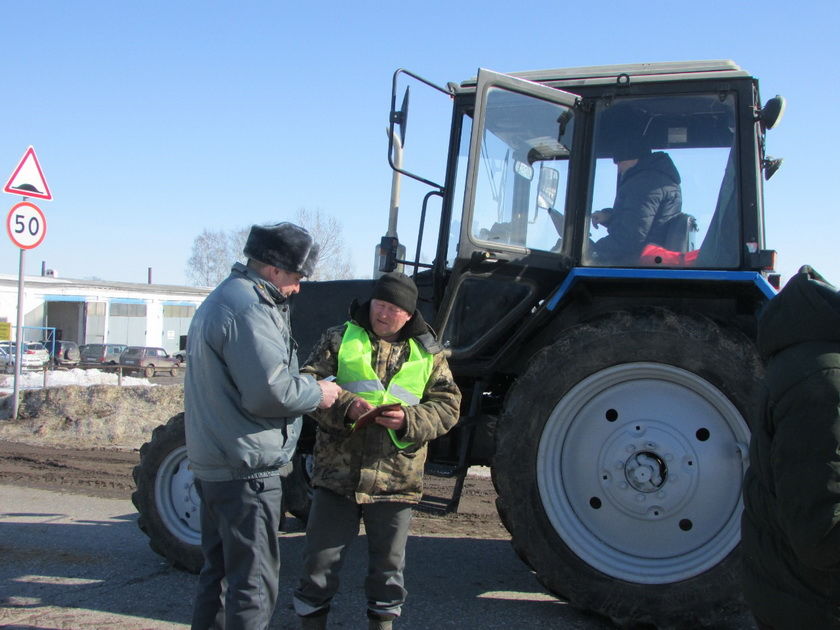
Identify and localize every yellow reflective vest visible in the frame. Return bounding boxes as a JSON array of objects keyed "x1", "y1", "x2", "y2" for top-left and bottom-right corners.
[{"x1": 336, "y1": 321, "x2": 435, "y2": 449}]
